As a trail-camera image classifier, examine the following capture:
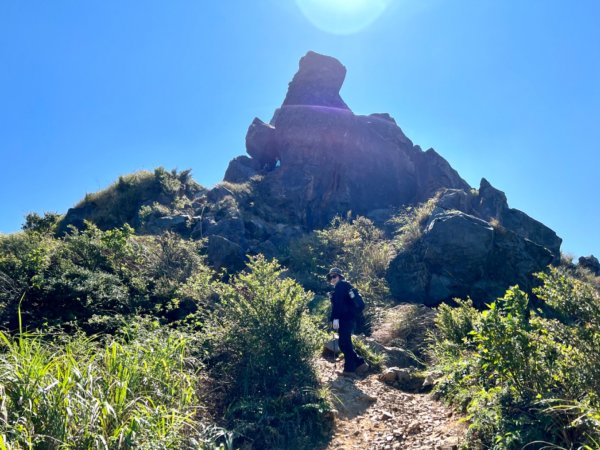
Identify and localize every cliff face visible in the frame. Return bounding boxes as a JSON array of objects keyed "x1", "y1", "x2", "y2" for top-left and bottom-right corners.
[{"x1": 60, "y1": 51, "x2": 562, "y2": 304}]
